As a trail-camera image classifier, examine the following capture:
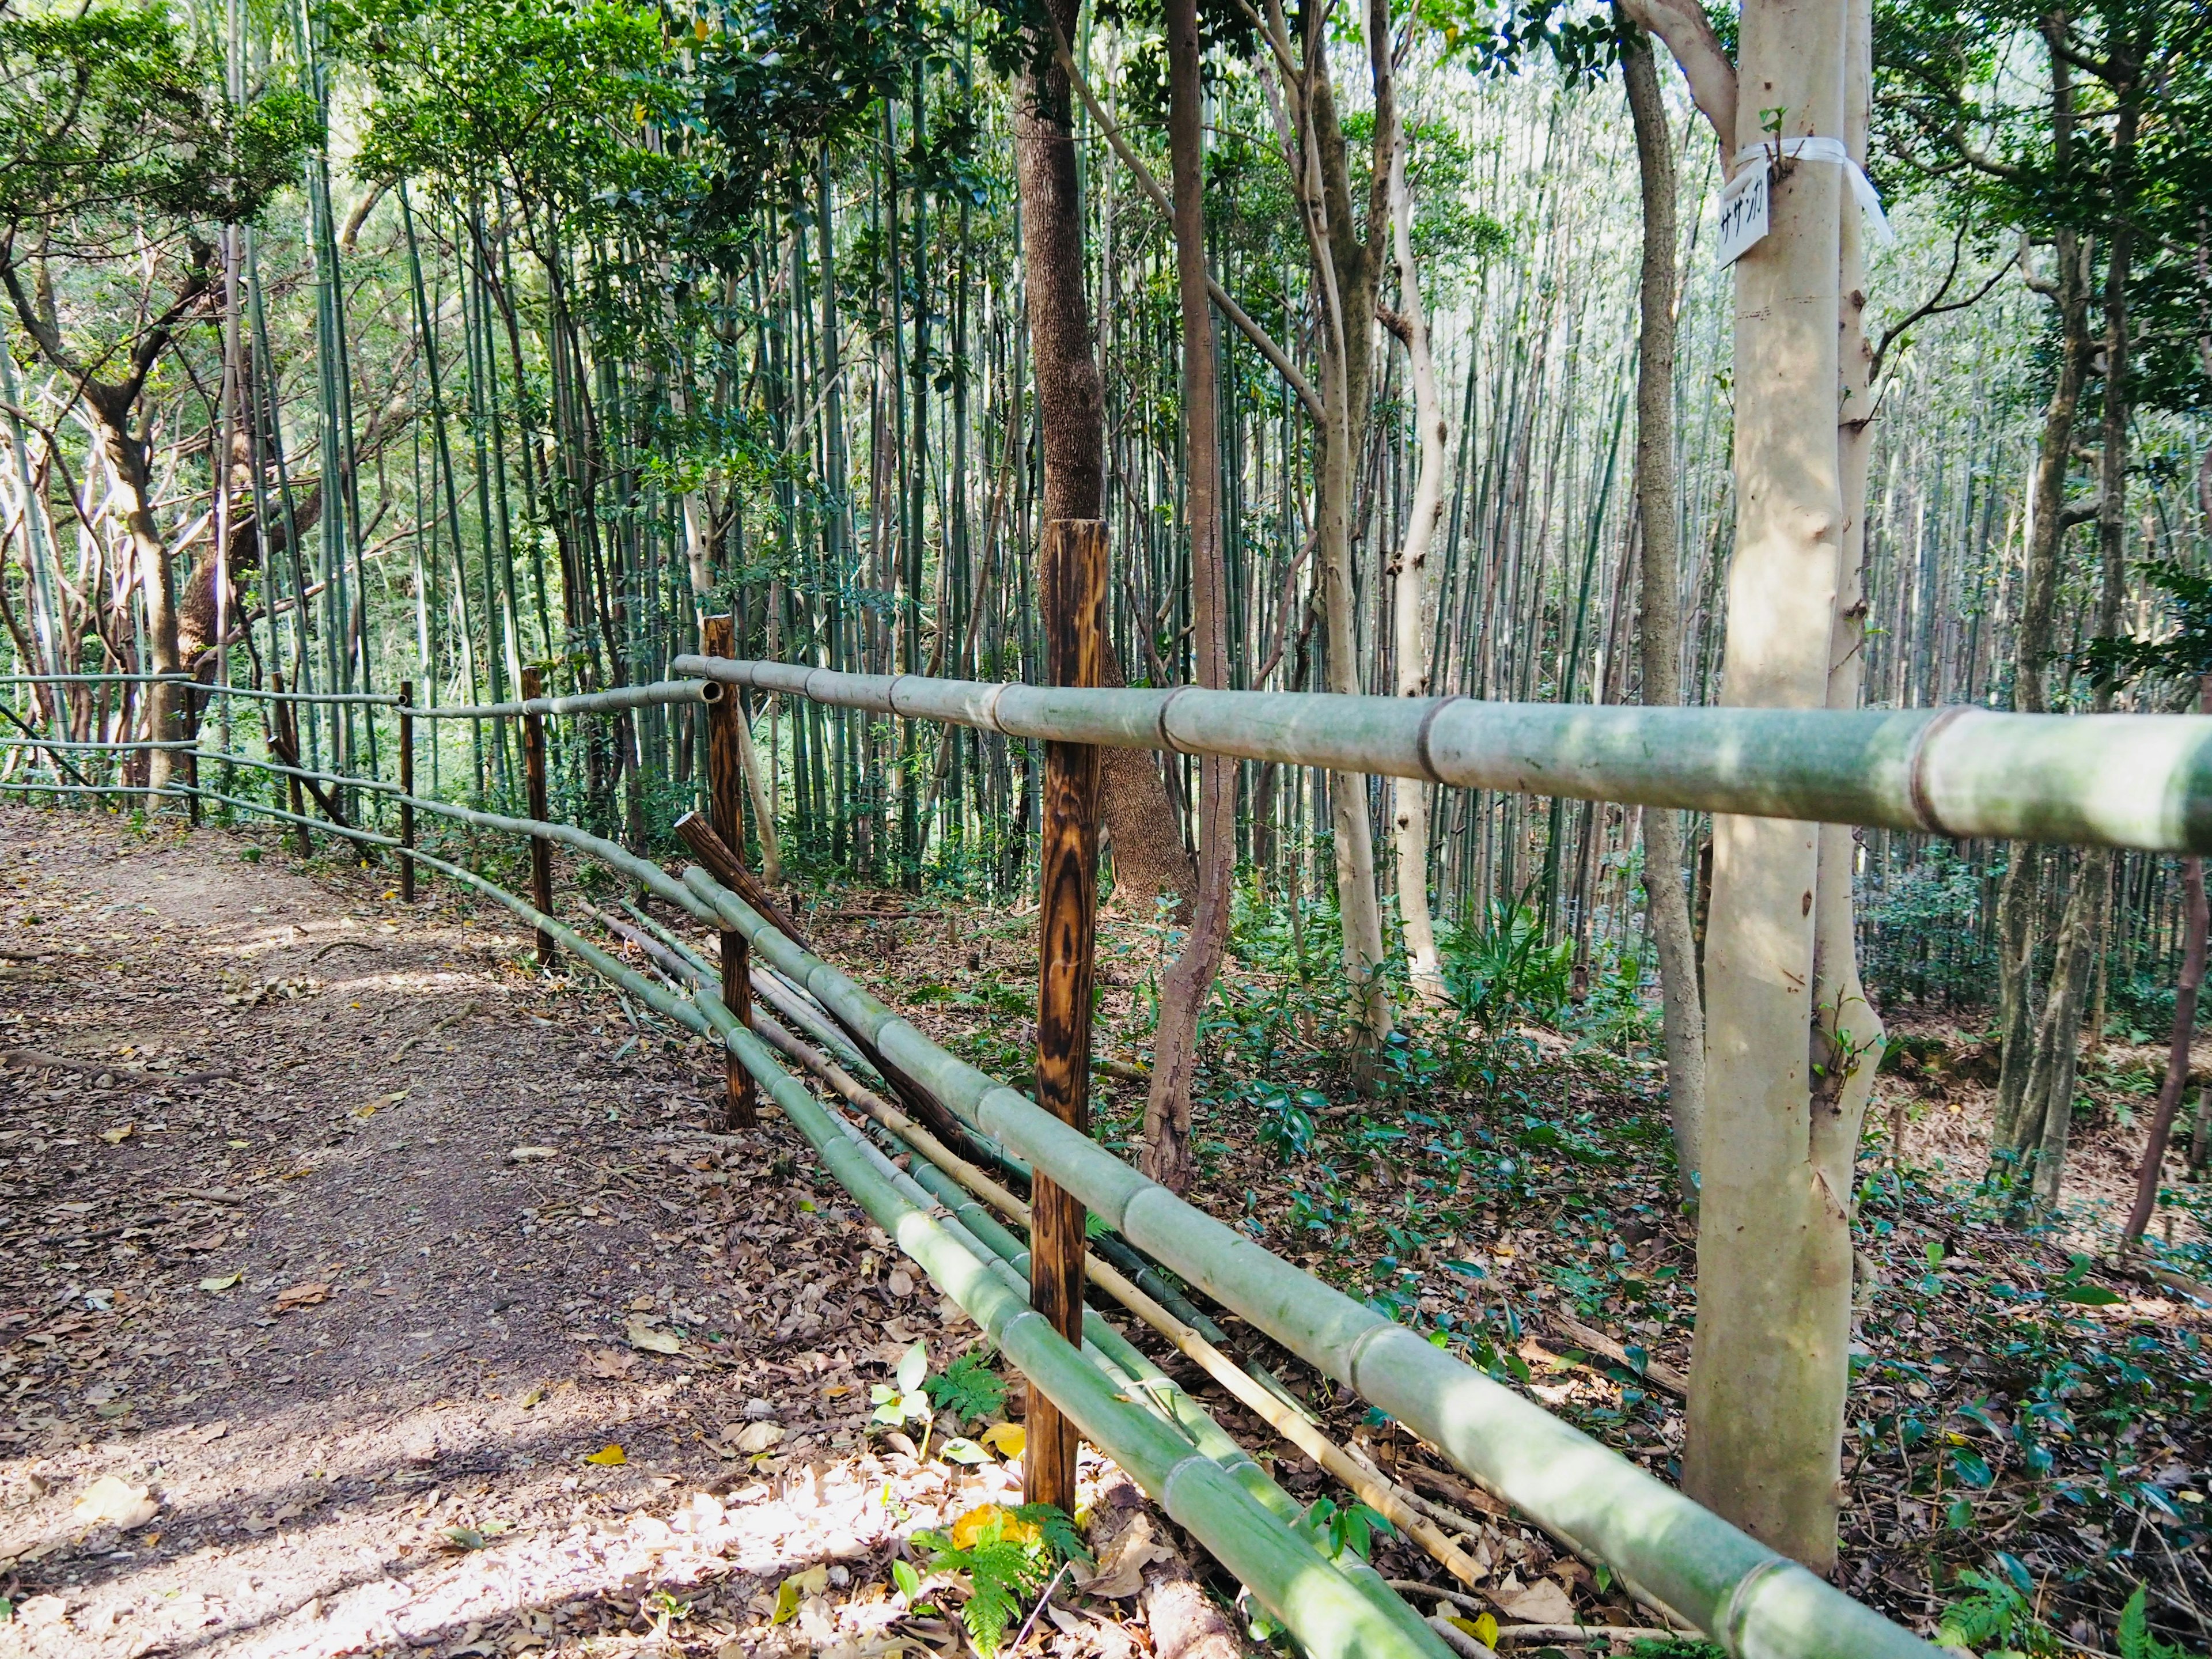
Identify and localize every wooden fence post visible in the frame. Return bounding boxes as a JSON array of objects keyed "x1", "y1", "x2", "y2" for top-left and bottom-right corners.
[
  {"x1": 279, "y1": 677, "x2": 310, "y2": 858},
  {"x1": 703, "y1": 614, "x2": 757, "y2": 1131},
  {"x1": 521, "y1": 666, "x2": 554, "y2": 966},
  {"x1": 183, "y1": 686, "x2": 202, "y2": 826},
  {"x1": 1028, "y1": 518, "x2": 1106, "y2": 1516},
  {"x1": 398, "y1": 680, "x2": 416, "y2": 904}
]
